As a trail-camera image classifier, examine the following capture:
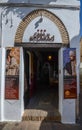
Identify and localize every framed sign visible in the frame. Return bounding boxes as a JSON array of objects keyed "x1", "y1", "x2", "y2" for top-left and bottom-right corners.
[
  {"x1": 63, "y1": 48, "x2": 77, "y2": 99},
  {"x1": 5, "y1": 76, "x2": 19, "y2": 100},
  {"x1": 5, "y1": 47, "x2": 20, "y2": 100}
]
